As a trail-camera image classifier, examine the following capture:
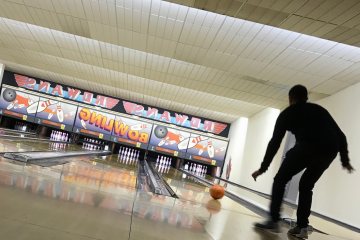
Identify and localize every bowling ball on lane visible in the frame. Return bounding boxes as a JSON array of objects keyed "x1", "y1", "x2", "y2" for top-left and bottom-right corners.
[
  {"x1": 3, "y1": 89, "x2": 16, "y2": 102},
  {"x1": 209, "y1": 184, "x2": 225, "y2": 200},
  {"x1": 154, "y1": 125, "x2": 168, "y2": 138}
]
